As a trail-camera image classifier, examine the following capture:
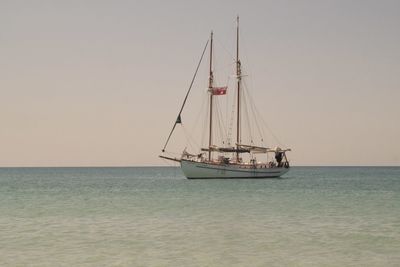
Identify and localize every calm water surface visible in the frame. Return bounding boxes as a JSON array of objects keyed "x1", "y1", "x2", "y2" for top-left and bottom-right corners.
[{"x1": 0, "y1": 167, "x2": 399, "y2": 266}]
